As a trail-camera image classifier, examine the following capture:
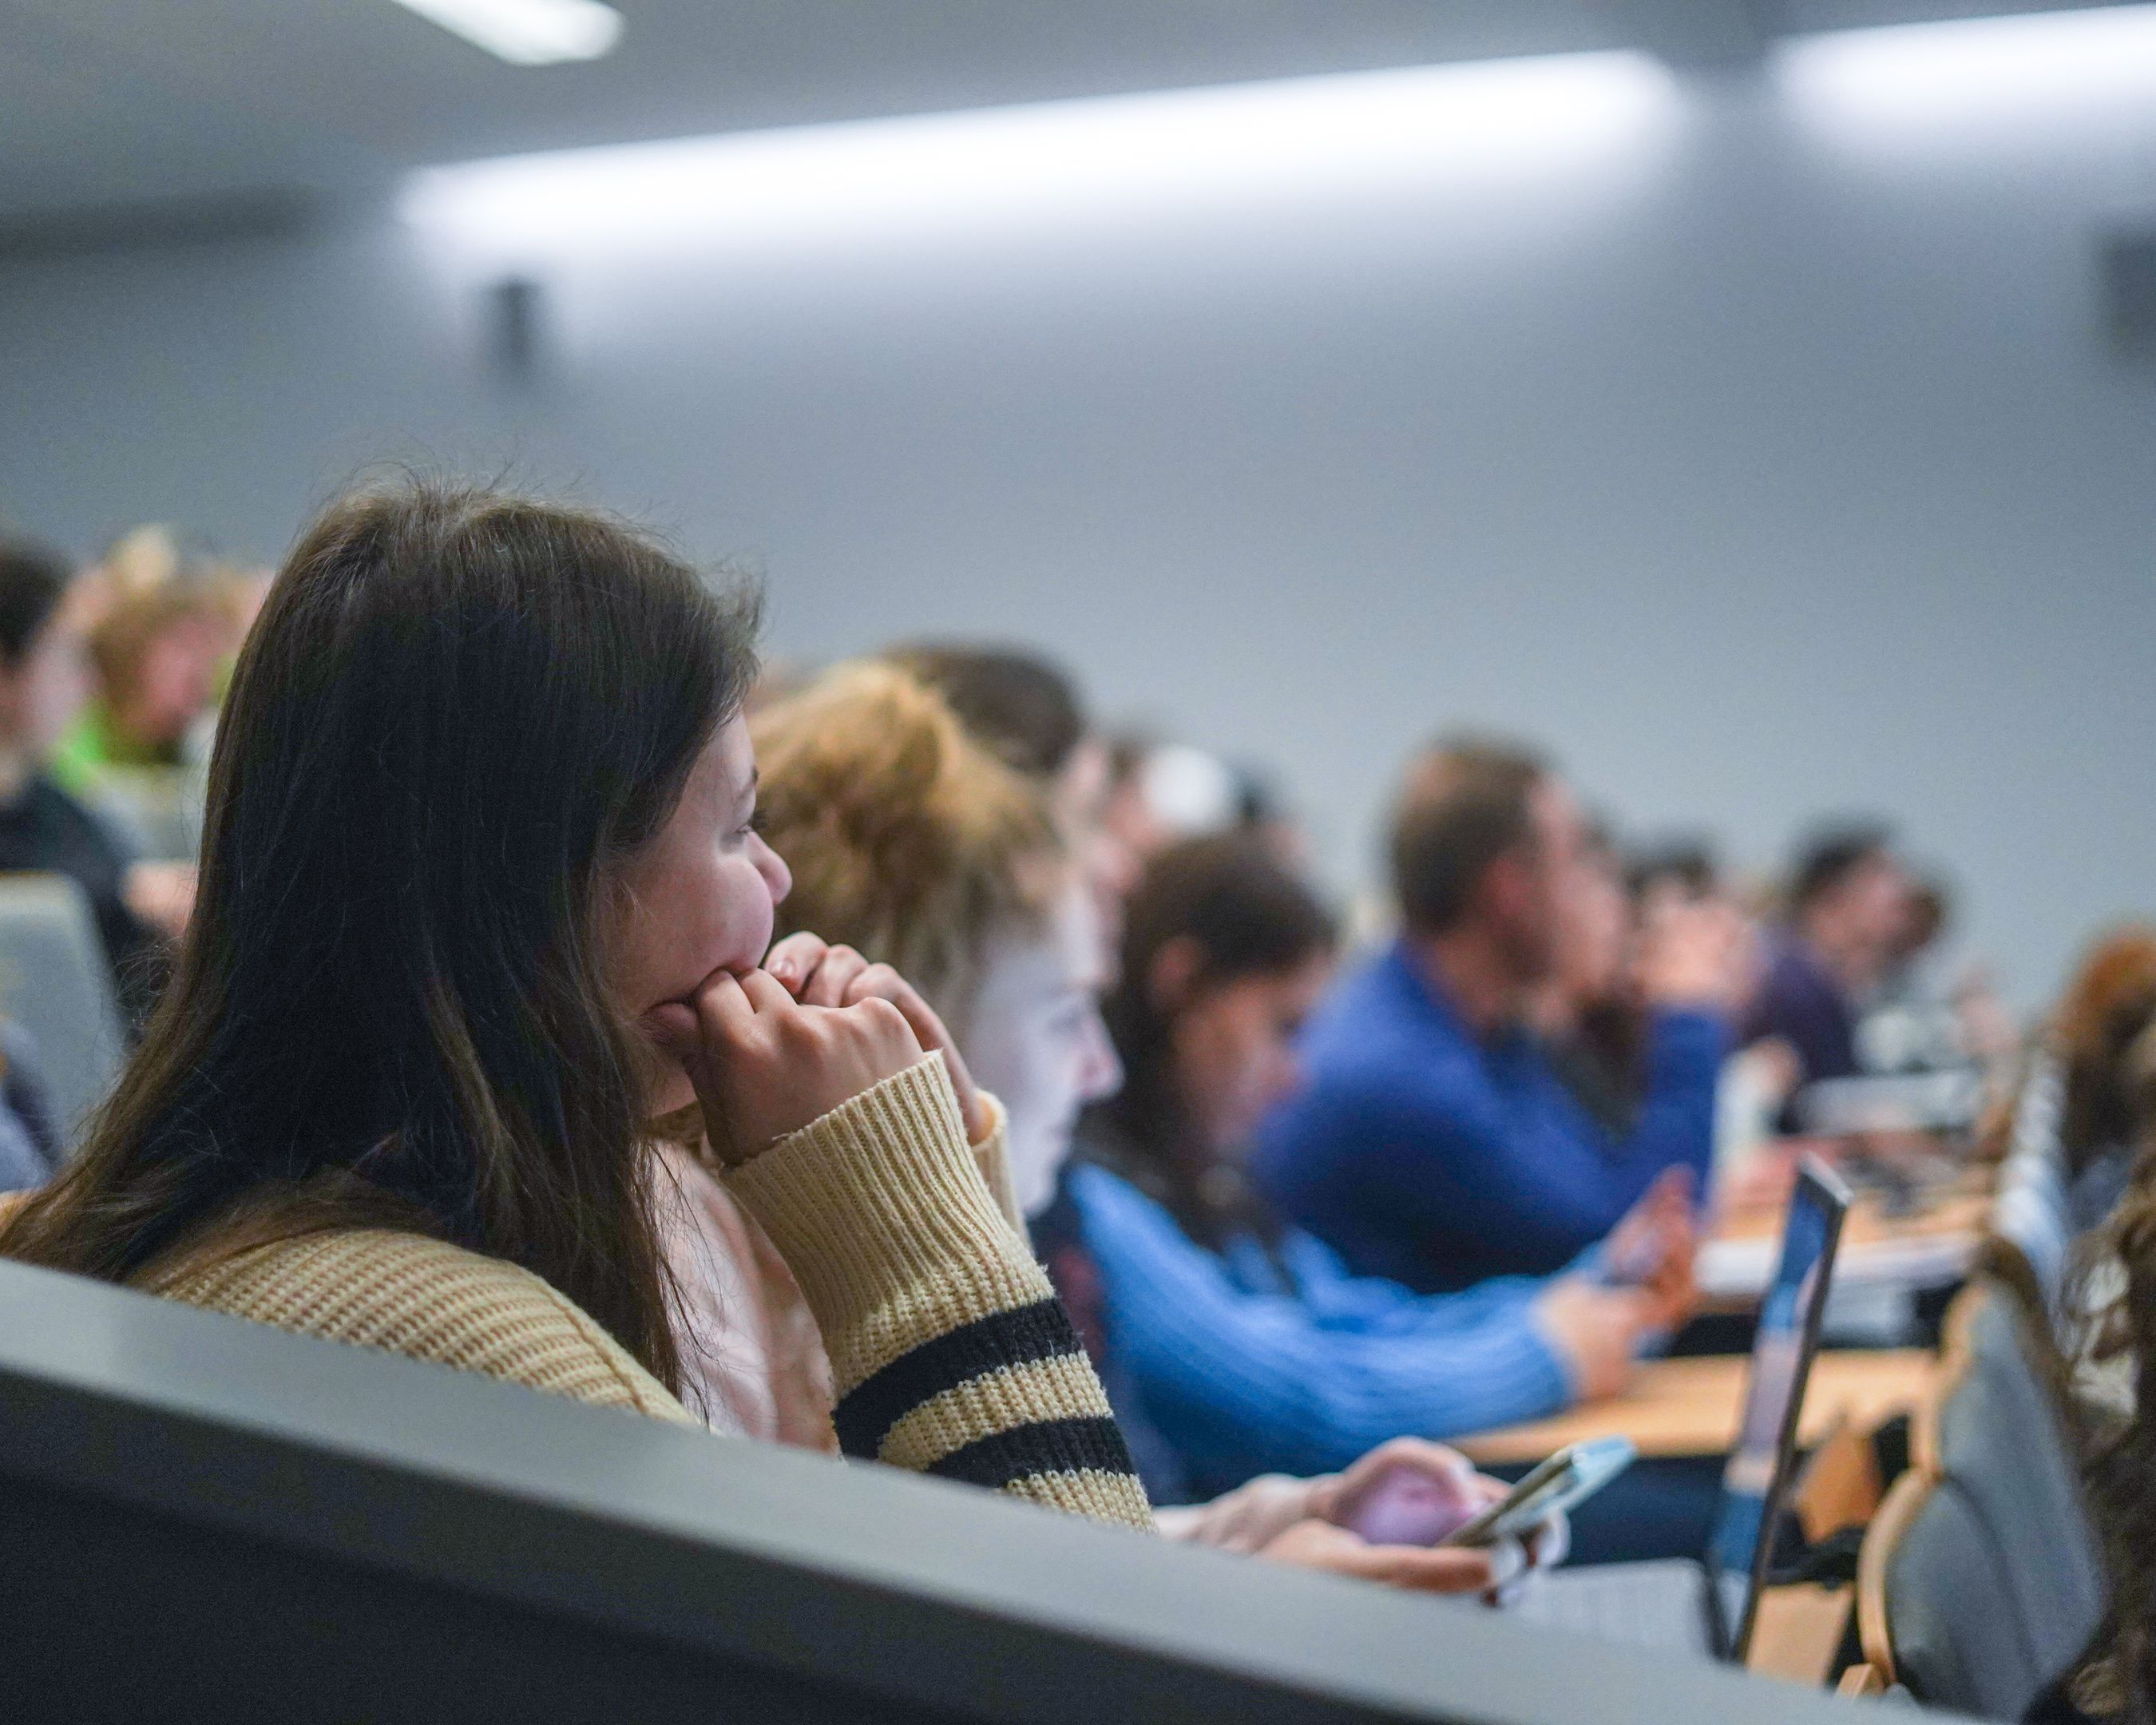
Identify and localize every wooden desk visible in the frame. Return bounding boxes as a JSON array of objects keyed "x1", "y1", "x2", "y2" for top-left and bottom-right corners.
[
  {"x1": 1710, "y1": 1190, "x2": 1989, "y2": 1251},
  {"x1": 1456, "y1": 1350, "x2": 1936, "y2": 1468},
  {"x1": 1746, "y1": 1584, "x2": 1855, "y2": 1685},
  {"x1": 1697, "y1": 1190, "x2": 1989, "y2": 1311}
]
